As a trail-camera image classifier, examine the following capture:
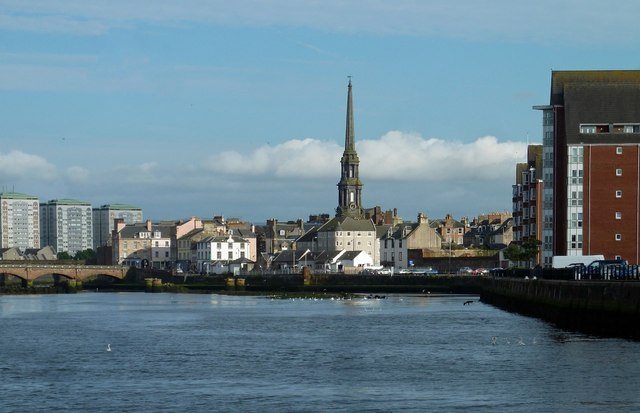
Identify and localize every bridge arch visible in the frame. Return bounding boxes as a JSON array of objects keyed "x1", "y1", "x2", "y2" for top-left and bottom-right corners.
[{"x1": 0, "y1": 264, "x2": 127, "y2": 284}]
